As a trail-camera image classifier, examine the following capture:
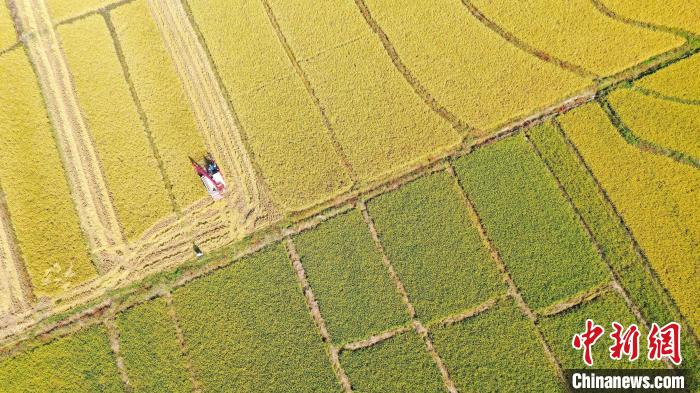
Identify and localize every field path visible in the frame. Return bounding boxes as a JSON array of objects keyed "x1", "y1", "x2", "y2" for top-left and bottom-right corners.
[
  {"x1": 0, "y1": 187, "x2": 33, "y2": 317},
  {"x1": 147, "y1": 0, "x2": 276, "y2": 232},
  {"x1": 10, "y1": 0, "x2": 124, "y2": 271}
]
